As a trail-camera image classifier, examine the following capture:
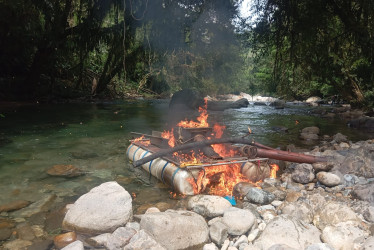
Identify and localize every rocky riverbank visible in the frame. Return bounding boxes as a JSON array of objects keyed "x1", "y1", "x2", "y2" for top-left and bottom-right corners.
[{"x1": 1, "y1": 132, "x2": 373, "y2": 250}]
